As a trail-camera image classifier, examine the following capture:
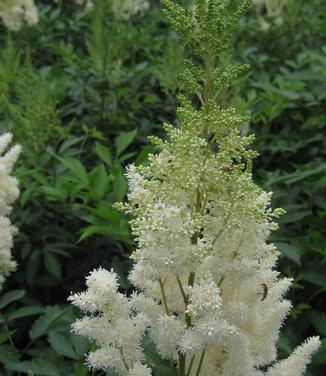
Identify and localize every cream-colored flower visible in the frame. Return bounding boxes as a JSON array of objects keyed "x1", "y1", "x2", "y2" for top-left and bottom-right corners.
[
  {"x1": 0, "y1": 133, "x2": 21, "y2": 290},
  {"x1": 0, "y1": 0, "x2": 38, "y2": 30}
]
